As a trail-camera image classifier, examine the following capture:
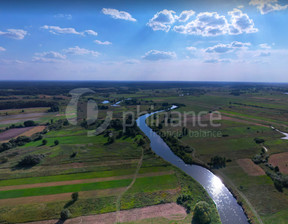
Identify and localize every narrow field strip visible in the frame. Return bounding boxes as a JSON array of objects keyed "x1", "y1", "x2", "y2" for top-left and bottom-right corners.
[
  {"x1": 0, "y1": 187, "x2": 126, "y2": 206},
  {"x1": 21, "y1": 202, "x2": 186, "y2": 224},
  {"x1": 0, "y1": 179, "x2": 132, "y2": 199},
  {"x1": 0, "y1": 174, "x2": 177, "y2": 200},
  {"x1": 0, "y1": 171, "x2": 174, "y2": 191},
  {"x1": 0, "y1": 166, "x2": 170, "y2": 187}
]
